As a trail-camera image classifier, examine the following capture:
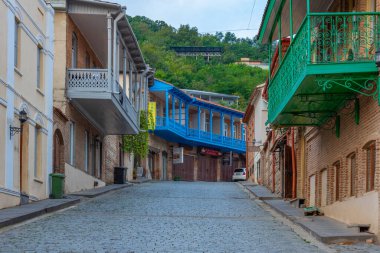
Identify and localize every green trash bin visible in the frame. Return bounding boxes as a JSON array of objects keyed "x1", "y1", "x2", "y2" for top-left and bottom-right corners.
[{"x1": 50, "y1": 173, "x2": 65, "y2": 199}]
